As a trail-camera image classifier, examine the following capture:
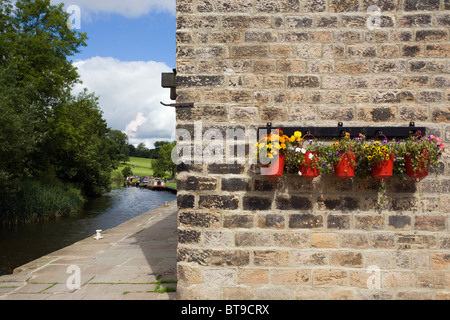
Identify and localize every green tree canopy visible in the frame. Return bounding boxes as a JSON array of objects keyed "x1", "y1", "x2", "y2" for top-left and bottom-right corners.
[
  {"x1": 153, "y1": 141, "x2": 176, "y2": 179},
  {"x1": 0, "y1": 1, "x2": 121, "y2": 223},
  {"x1": 0, "y1": 0, "x2": 87, "y2": 186},
  {"x1": 108, "y1": 130, "x2": 130, "y2": 163}
]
